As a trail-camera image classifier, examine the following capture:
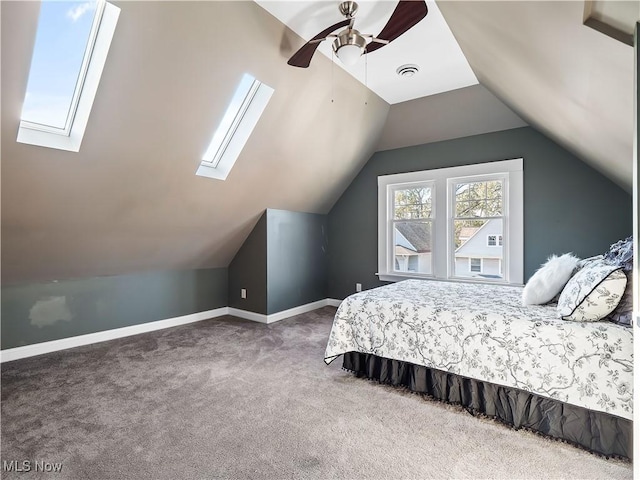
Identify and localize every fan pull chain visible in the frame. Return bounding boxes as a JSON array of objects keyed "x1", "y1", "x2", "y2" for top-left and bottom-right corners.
[
  {"x1": 364, "y1": 52, "x2": 368, "y2": 106},
  {"x1": 331, "y1": 49, "x2": 335, "y2": 103}
]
